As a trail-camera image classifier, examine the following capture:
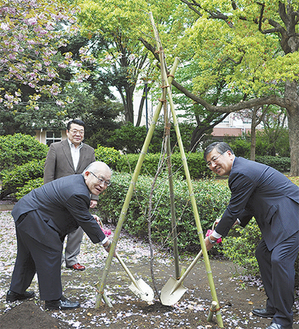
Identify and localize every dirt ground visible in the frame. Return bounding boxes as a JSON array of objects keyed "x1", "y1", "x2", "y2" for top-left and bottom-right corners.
[{"x1": 0, "y1": 216, "x2": 299, "y2": 329}]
